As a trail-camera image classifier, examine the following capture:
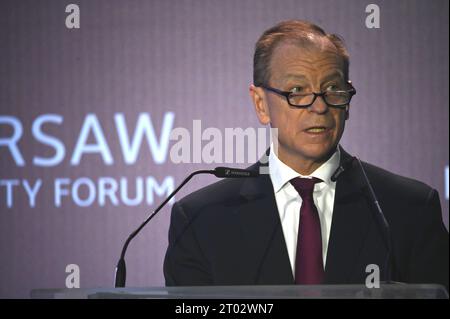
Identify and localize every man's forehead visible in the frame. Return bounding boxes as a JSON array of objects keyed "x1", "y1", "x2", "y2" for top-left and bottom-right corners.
[
  {"x1": 269, "y1": 42, "x2": 345, "y2": 80},
  {"x1": 283, "y1": 70, "x2": 344, "y2": 81},
  {"x1": 271, "y1": 41, "x2": 343, "y2": 66},
  {"x1": 291, "y1": 34, "x2": 336, "y2": 50}
]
